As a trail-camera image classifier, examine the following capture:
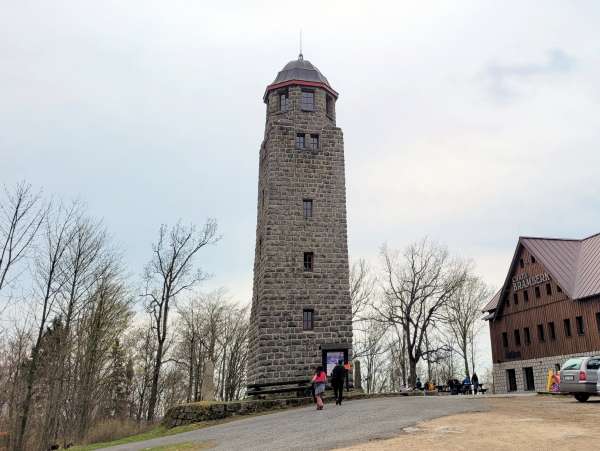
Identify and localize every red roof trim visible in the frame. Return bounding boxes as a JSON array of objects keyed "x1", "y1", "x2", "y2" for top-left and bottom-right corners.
[{"x1": 263, "y1": 80, "x2": 339, "y2": 102}]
